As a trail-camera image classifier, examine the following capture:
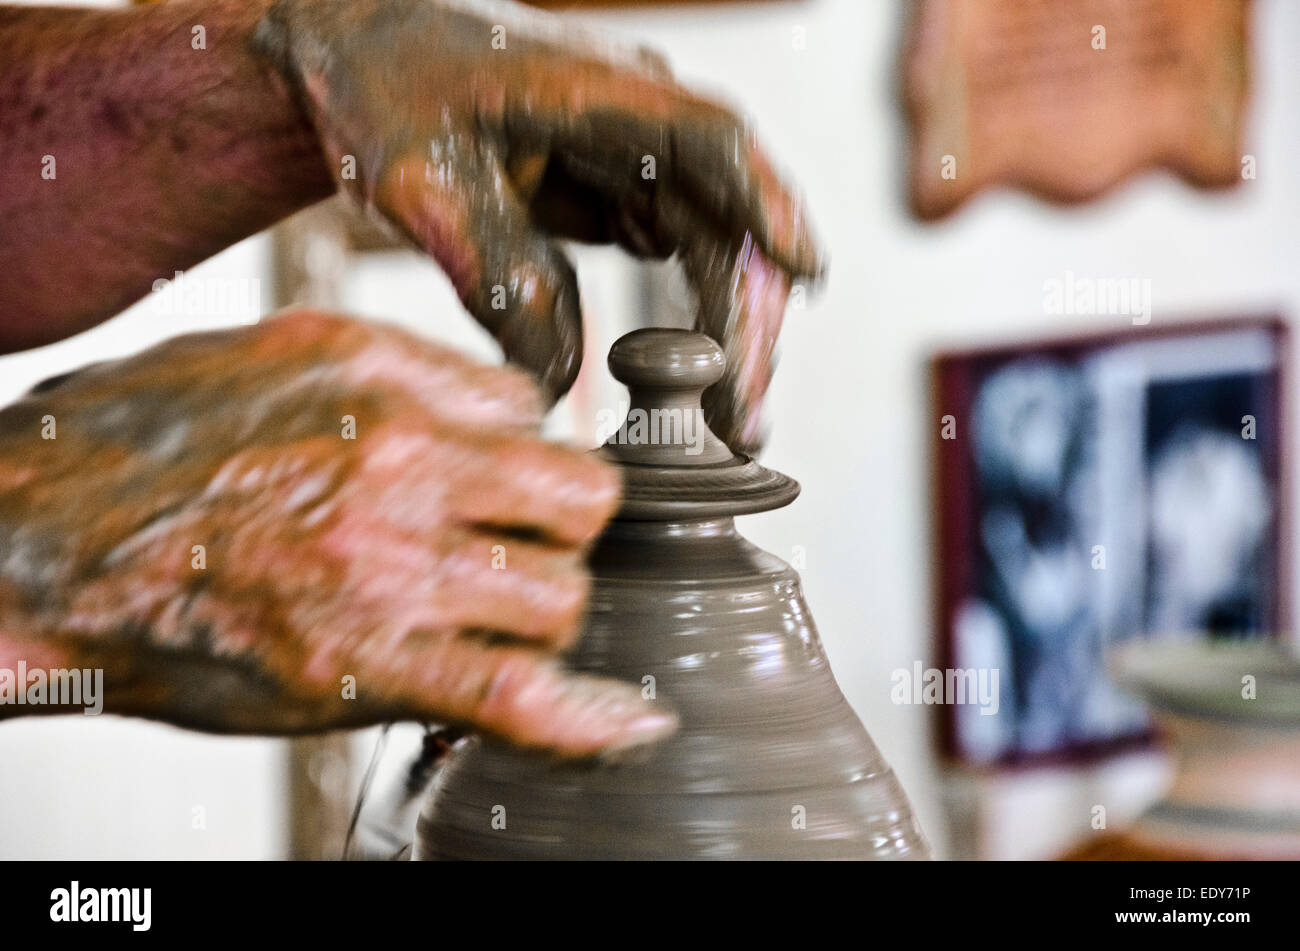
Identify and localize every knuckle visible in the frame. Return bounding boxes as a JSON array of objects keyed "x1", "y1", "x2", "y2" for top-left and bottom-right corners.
[
  {"x1": 478, "y1": 363, "x2": 545, "y2": 421},
  {"x1": 545, "y1": 570, "x2": 590, "y2": 646},
  {"x1": 471, "y1": 650, "x2": 540, "y2": 721}
]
